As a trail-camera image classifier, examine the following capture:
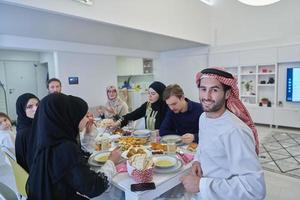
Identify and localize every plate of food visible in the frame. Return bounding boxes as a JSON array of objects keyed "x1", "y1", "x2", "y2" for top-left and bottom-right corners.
[
  {"x1": 132, "y1": 129, "x2": 151, "y2": 138},
  {"x1": 93, "y1": 151, "x2": 110, "y2": 163},
  {"x1": 153, "y1": 158, "x2": 183, "y2": 174},
  {"x1": 88, "y1": 151, "x2": 110, "y2": 167},
  {"x1": 121, "y1": 146, "x2": 152, "y2": 159},
  {"x1": 187, "y1": 143, "x2": 198, "y2": 152},
  {"x1": 153, "y1": 155, "x2": 177, "y2": 168},
  {"x1": 161, "y1": 135, "x2": 182, "y2": 144}
]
